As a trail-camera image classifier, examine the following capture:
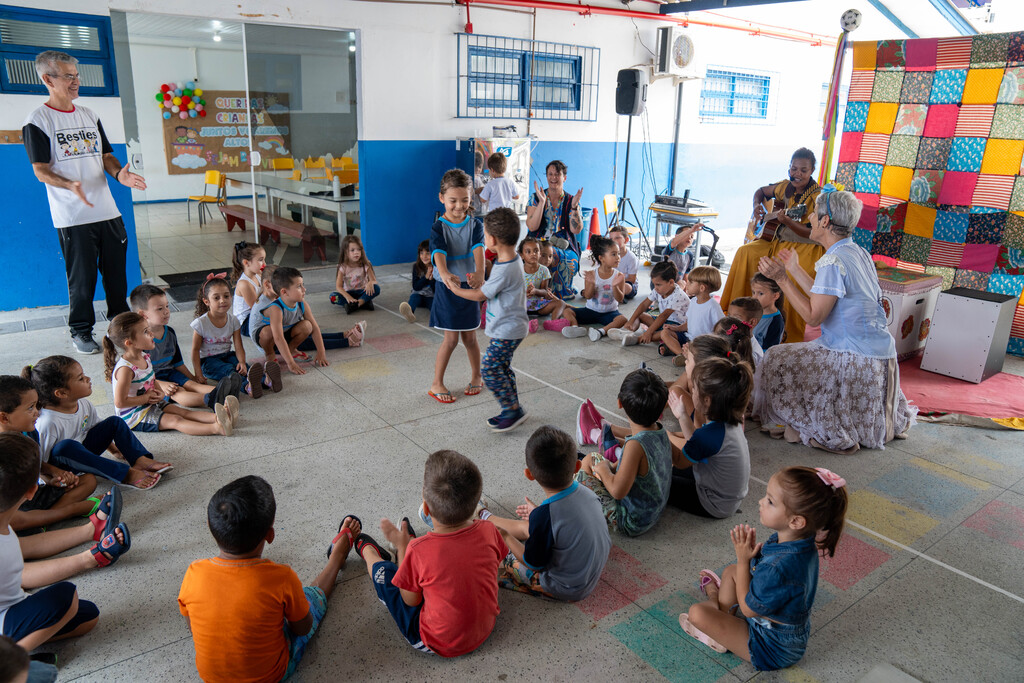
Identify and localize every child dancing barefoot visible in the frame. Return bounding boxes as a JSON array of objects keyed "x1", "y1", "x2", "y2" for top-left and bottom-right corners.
[
  {"x1": 682, "y1": 466, "x2": 848, "y2": 671},
  {"x1": 232, "y1": 241, "x2": 266, "y2": 337},
  {"x1": 428, "y1": 169, "x2": 485, "y2": 404},
  {"x1": 103, "y1": 313, "x2": 233, "y2": 436},
  {"x1": 399, "y1": 240, "x2": 435, "y2": 322},
  {"x1": 330, "y1": 235, "x2": 380, "y2": 314},
  {"x1": 559, "y1": 235, "x2": 628, "y2": 342}
]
